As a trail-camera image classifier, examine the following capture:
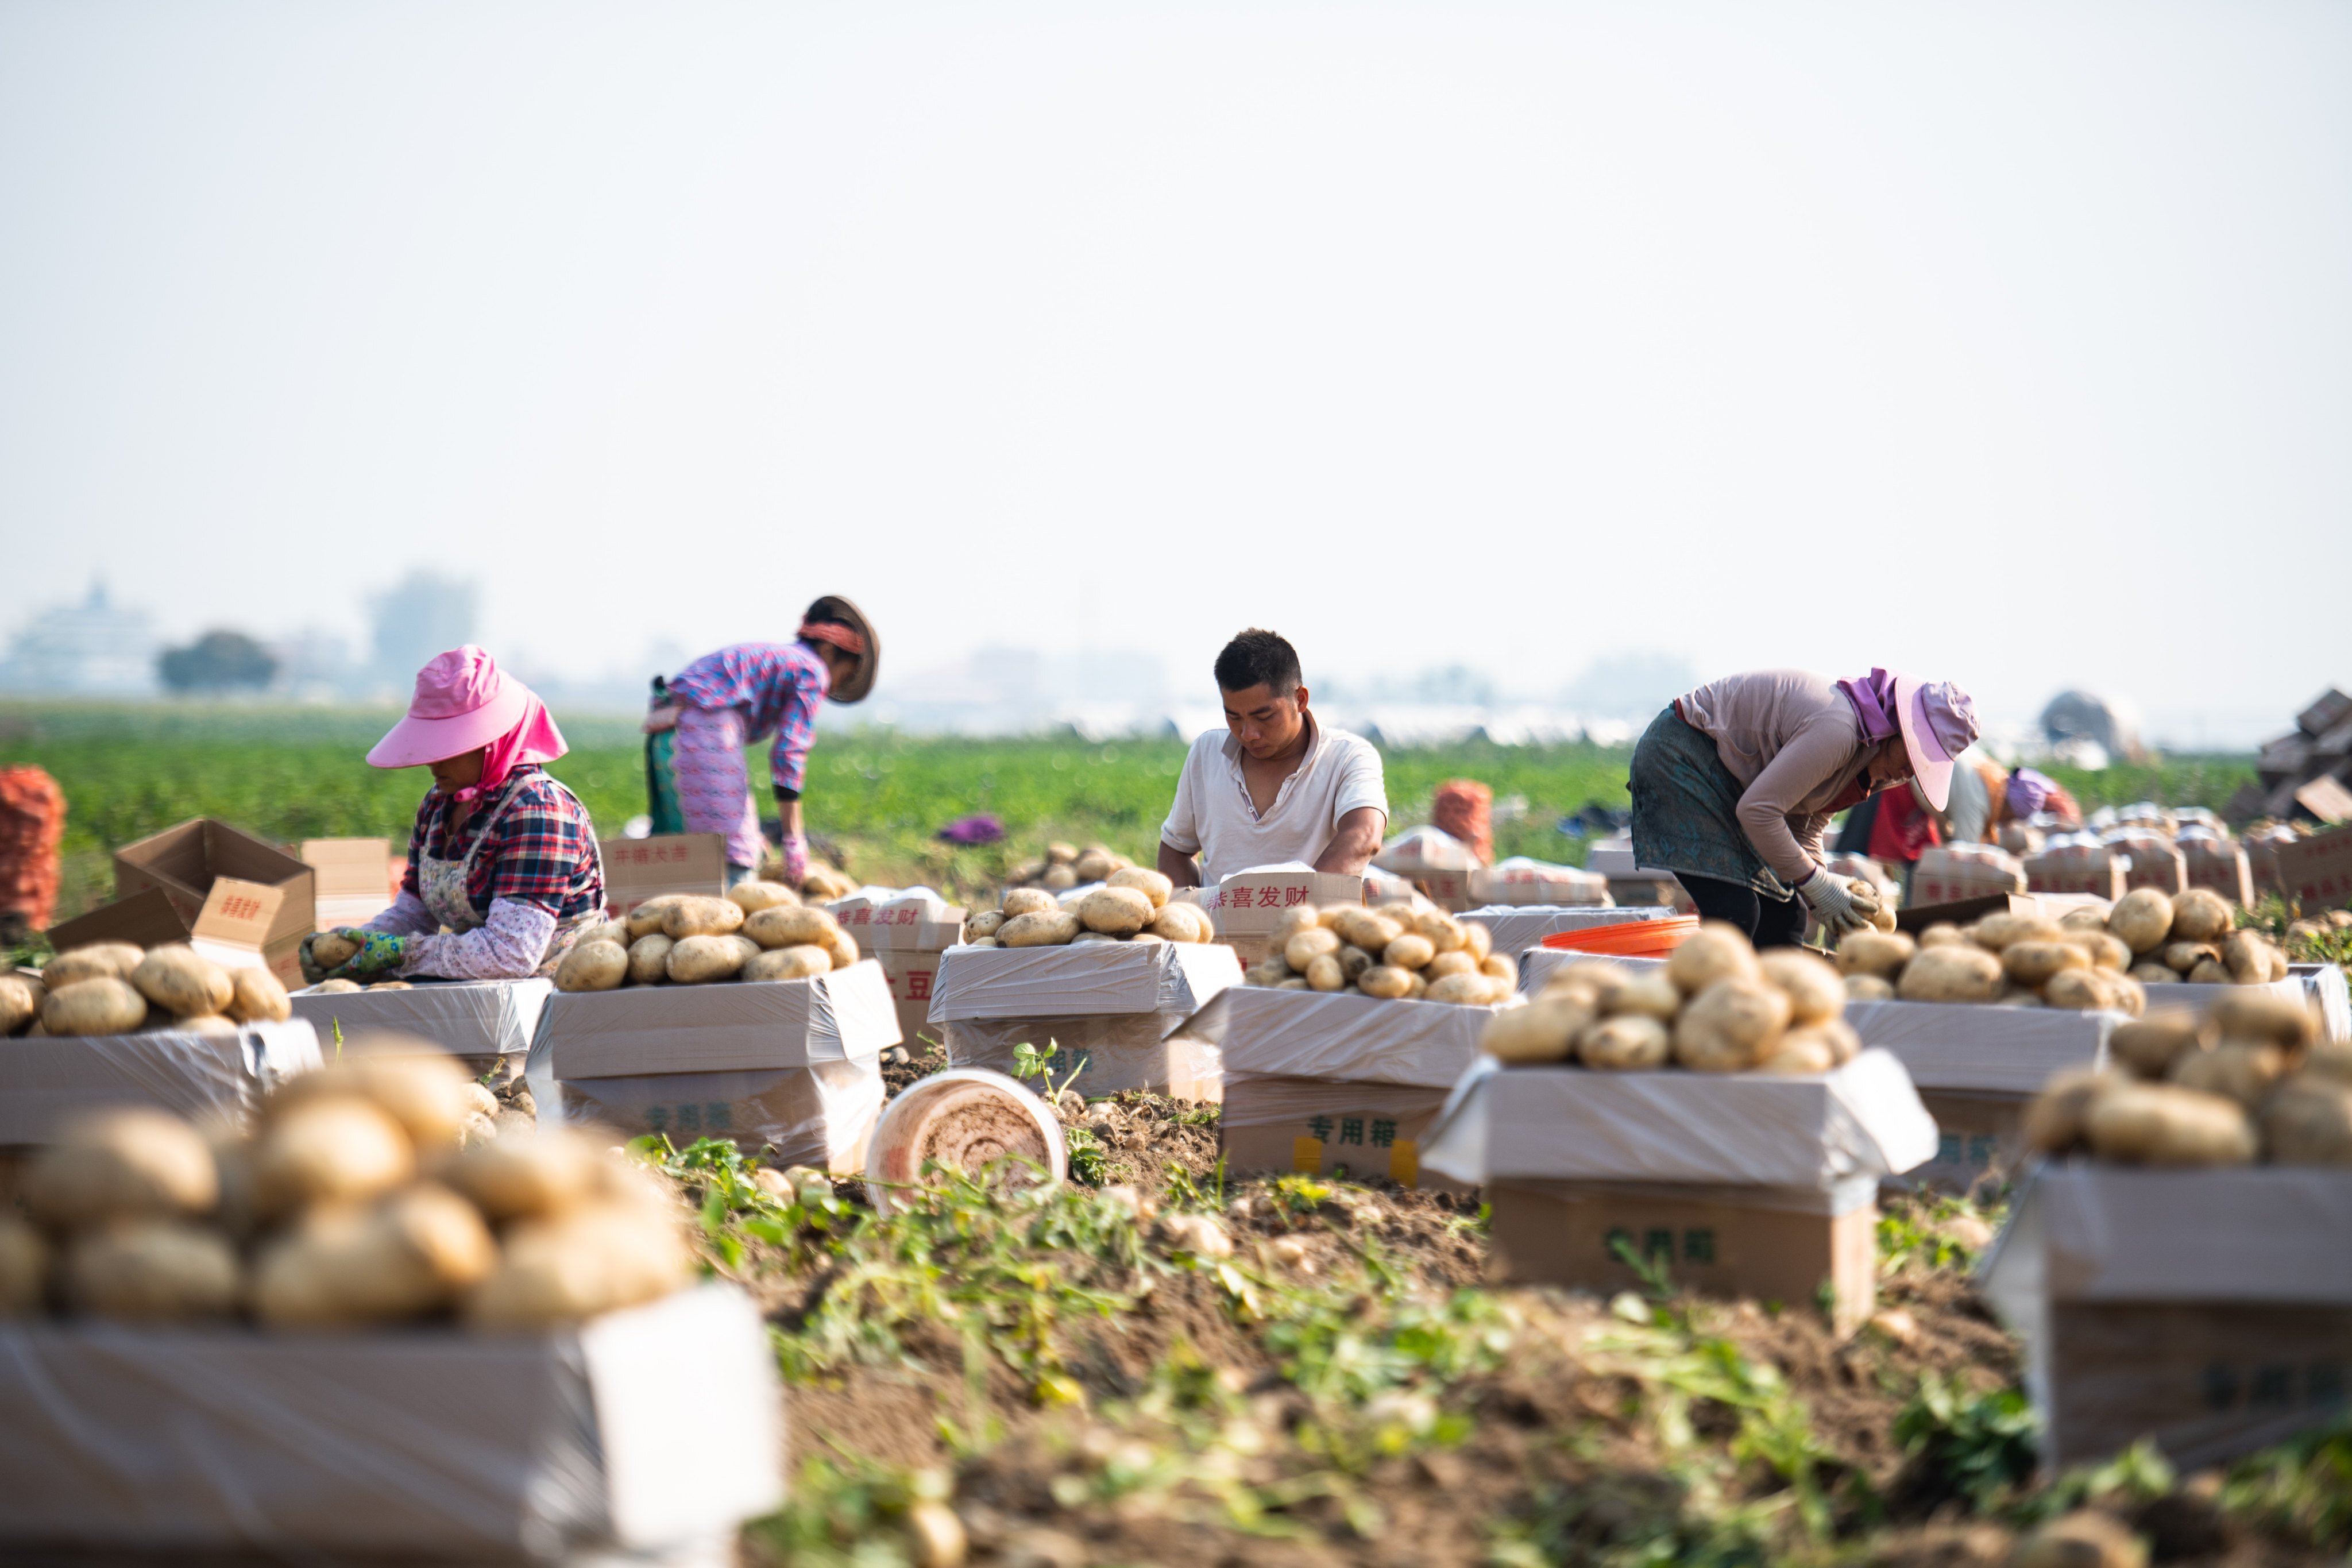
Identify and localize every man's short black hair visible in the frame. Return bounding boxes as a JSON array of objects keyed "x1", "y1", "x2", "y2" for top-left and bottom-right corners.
[{"x1": 1215, "y1": 628, "x2": 1301, "y2": 697}]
